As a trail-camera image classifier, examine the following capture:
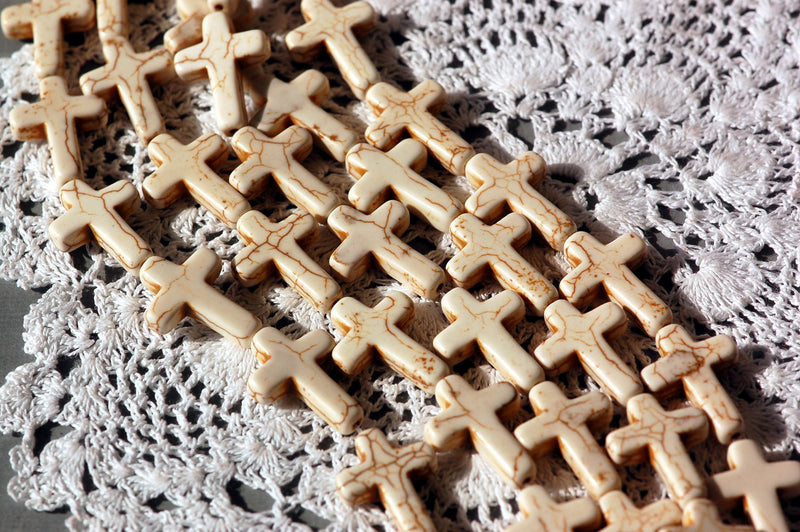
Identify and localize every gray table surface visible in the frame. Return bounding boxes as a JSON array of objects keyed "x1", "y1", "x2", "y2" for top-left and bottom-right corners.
[{"x1": 0, "y1": 24, "x2": 70, "y2": 531}]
